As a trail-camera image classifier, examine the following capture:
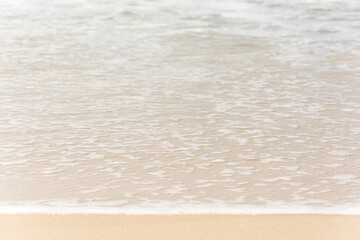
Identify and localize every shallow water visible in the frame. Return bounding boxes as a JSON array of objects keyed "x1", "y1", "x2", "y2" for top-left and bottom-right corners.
[{"x1": 0, "y1": 0, "x2": 359, "y2": 213}]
